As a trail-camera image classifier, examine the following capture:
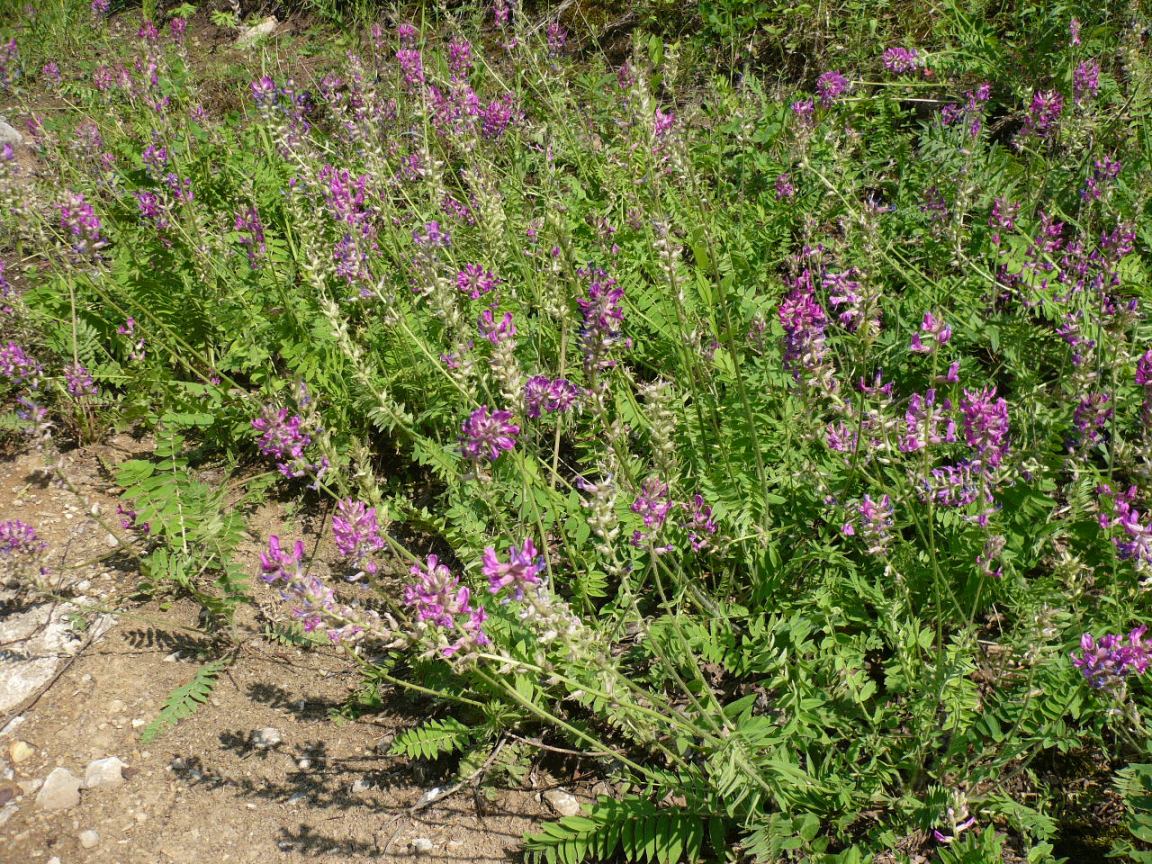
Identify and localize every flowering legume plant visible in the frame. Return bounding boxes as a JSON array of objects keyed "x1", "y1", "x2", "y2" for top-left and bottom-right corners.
[{"x1": 5, "y1": 1, "x2": 1152, "y2": 860}]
